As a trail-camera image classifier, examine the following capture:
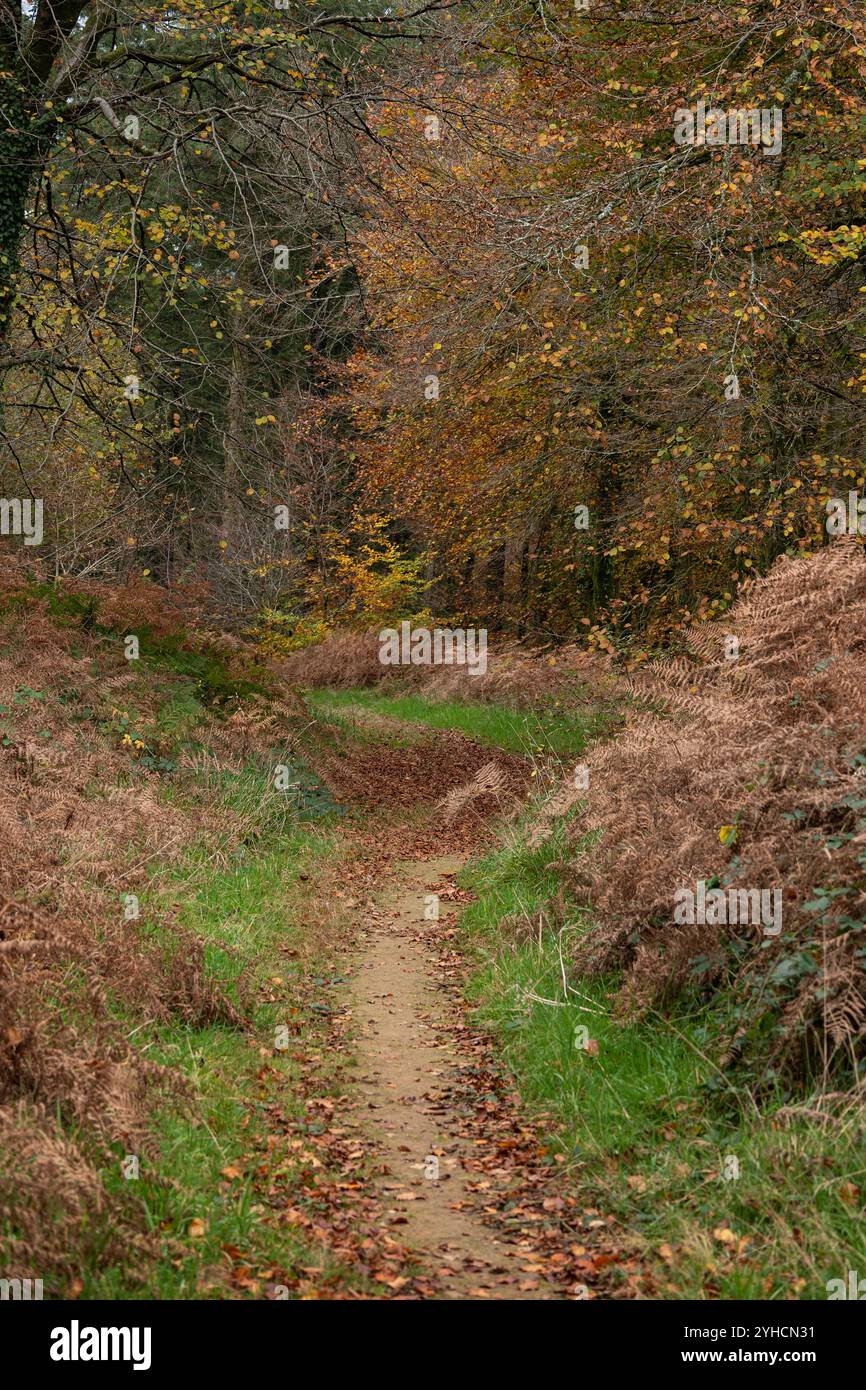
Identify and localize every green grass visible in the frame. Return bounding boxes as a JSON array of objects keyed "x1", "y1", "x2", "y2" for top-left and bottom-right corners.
[
  {"x1": 307, "y1": 687, "x2": 604, "y2": 757},
  {"x1": 82, "y1": 806, "x2": 365, "y2": 1299},
  {"x1": 0, "y1": 599, "x2": 374, "y2": 1299},
  {"x1": 458, "y1": 812, "x2": 866, "y2": 1300},
  {"x1": 85, "y1": 811, "x2": 353, "y2": 1289},
  {"x1": 31, "y1": 681, "x2": 372, "y2": 1303}
]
